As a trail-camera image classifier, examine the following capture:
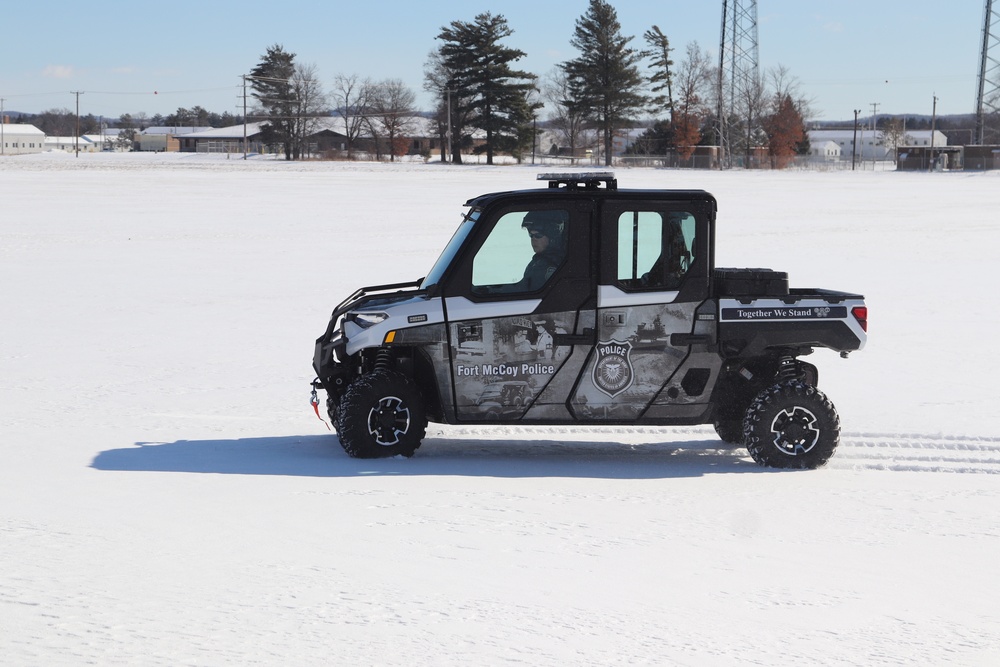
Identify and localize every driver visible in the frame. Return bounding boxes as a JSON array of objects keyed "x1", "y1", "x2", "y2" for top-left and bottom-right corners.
[{"x1": 514, "y1": 210, "x2": 568, "y2": 291}]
